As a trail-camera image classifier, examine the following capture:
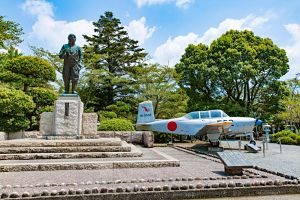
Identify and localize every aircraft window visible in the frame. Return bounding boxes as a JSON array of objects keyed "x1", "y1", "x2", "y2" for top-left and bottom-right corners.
[
  {"x1": 211, "y1": 110, "x2": 221, "y2": 118},
  {"x1": 222, "y1": 112, "x2": 229, "y2": 117},
  {"x1": 185, "y1": 111, "x2": 199, "y2": 119},
  {"x1": 200, "y1": 111, "x2": 209, "y2": 119}
]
